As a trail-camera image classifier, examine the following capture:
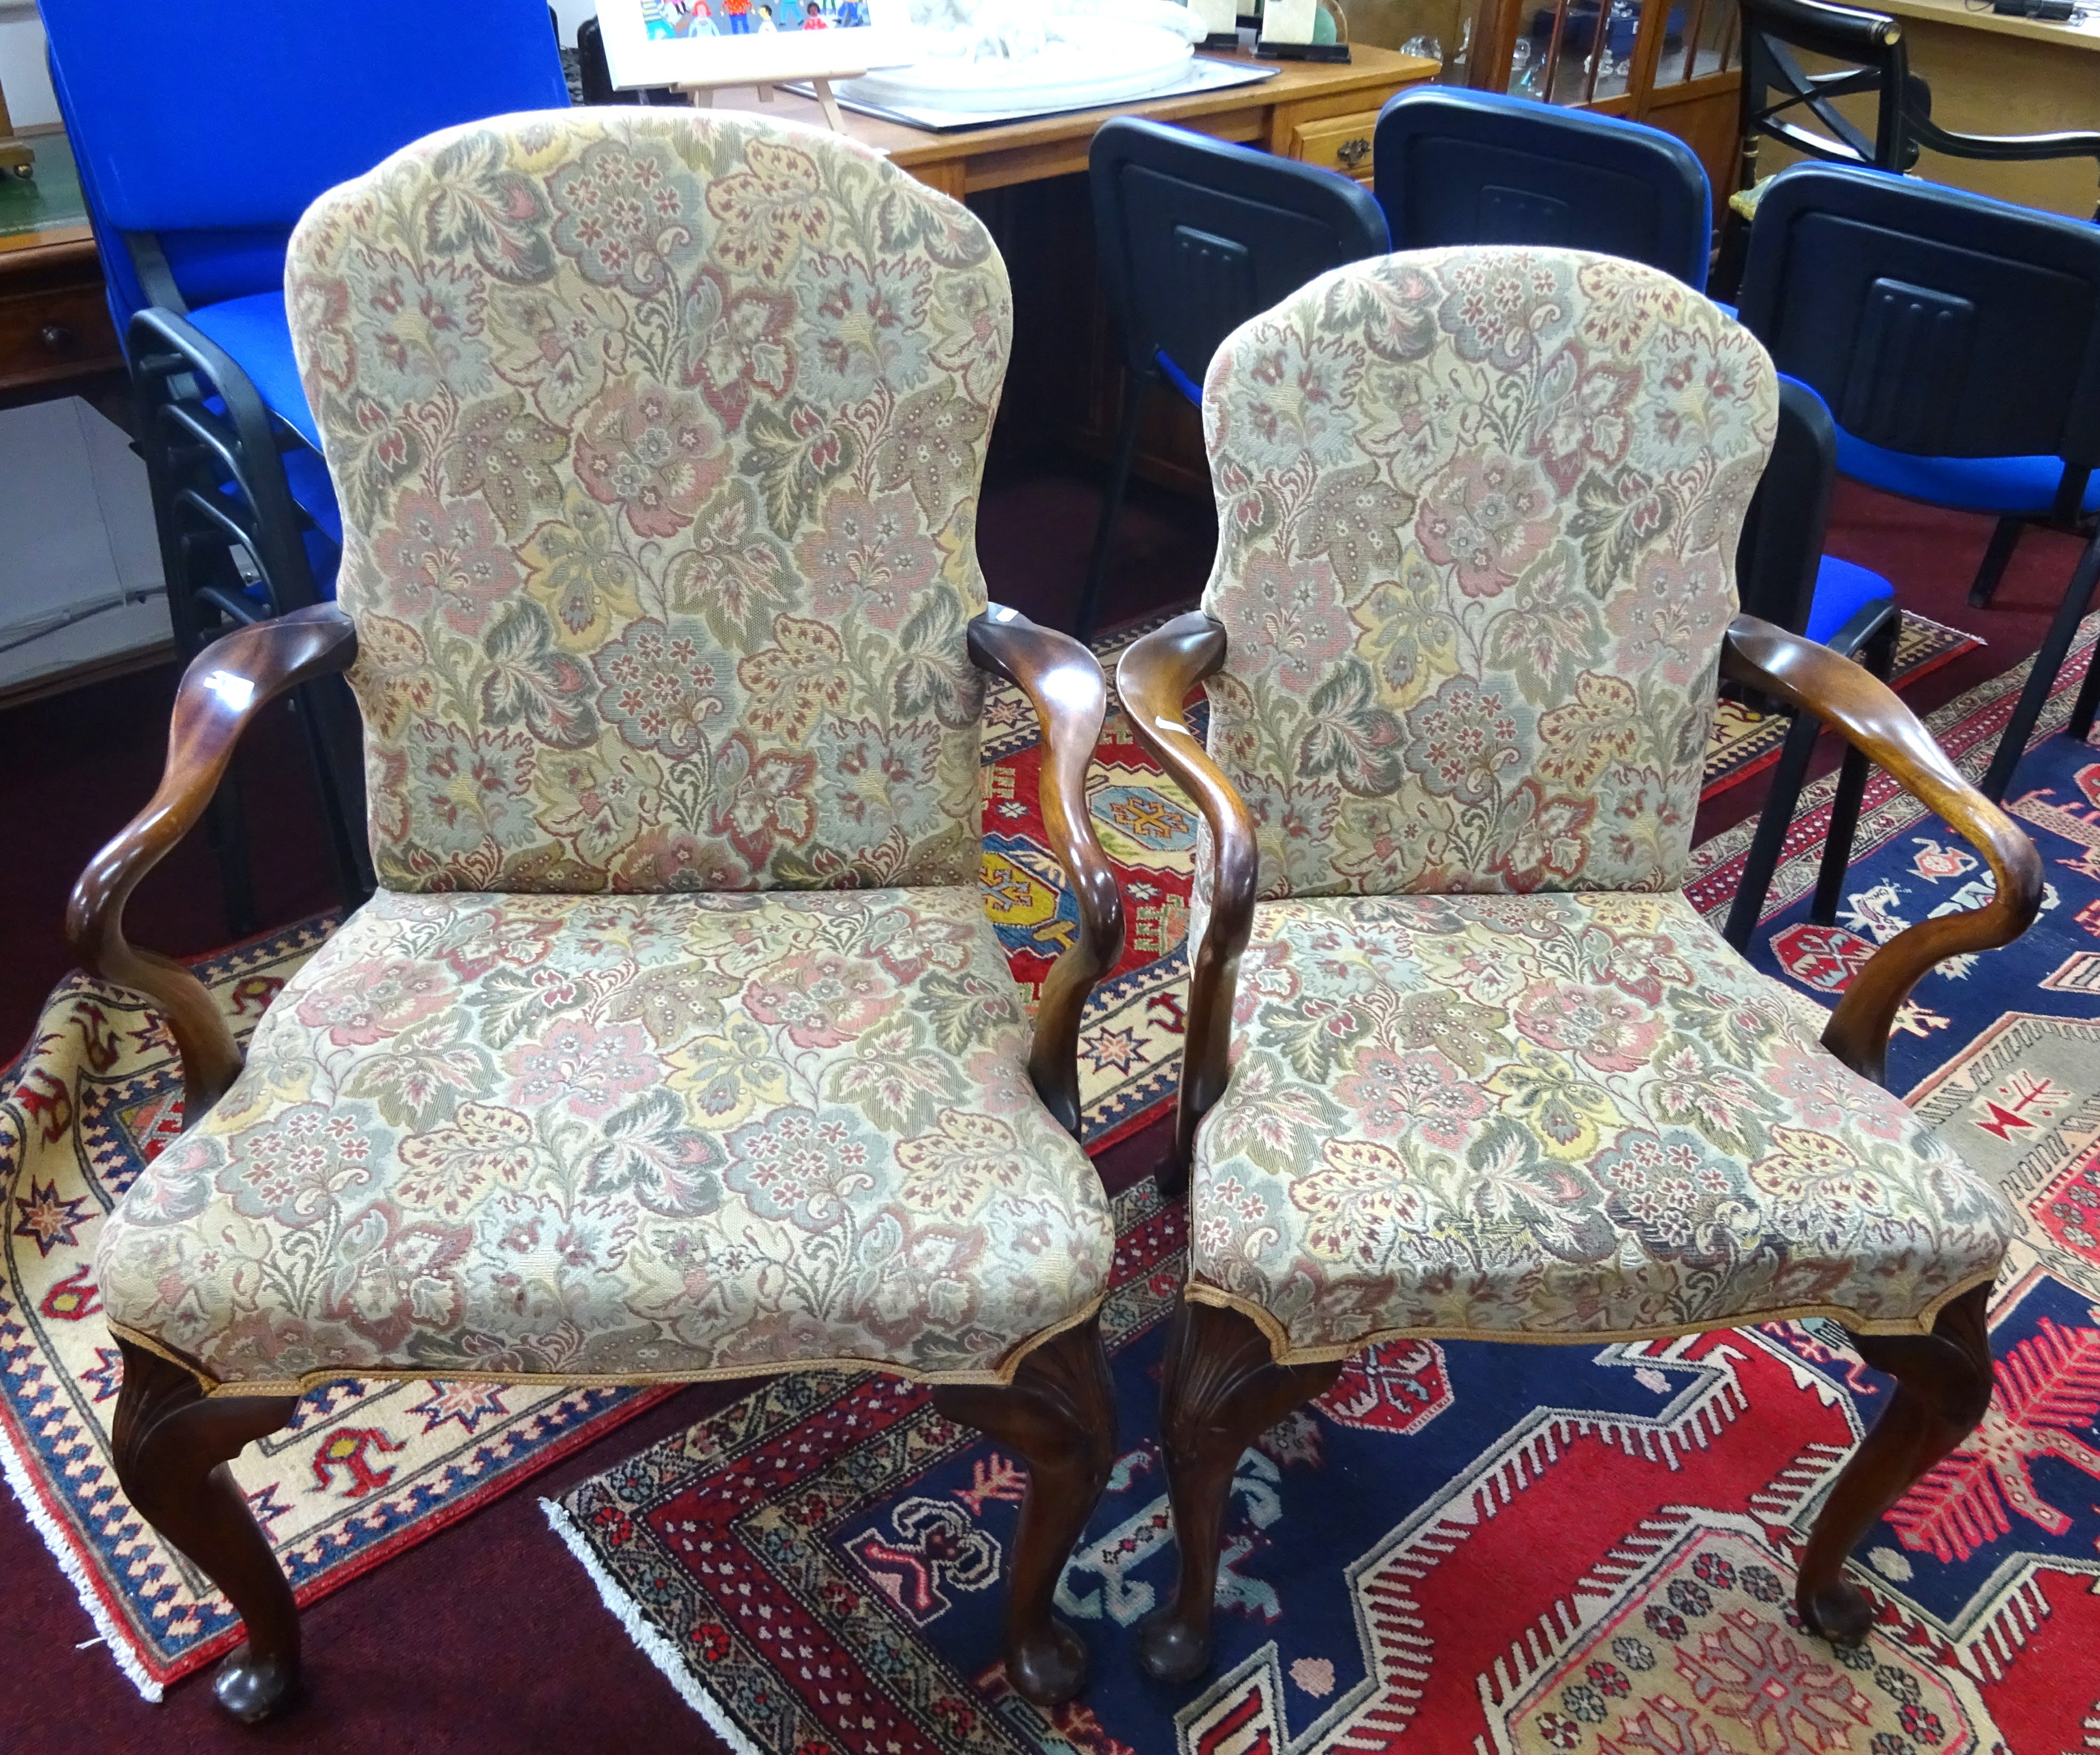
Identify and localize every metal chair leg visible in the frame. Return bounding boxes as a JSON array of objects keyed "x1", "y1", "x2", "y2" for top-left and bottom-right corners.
[
  {"x1": 1074, "y1": 380, "x2": 1148, "y2": 645},
  {"x1": 1967, "y1": 515, "x2": 2024, "y2": 610},
  {"x1": 2069, "y1": 619, "x2": 2100, "y2": 743},
  {"x1": 1723, "y1": 707, "x2": 1821, "y2": 951},
  {"x1": 1980, "y1": 528, "x2": 2100, "y2": 803},
  {"x1": 1809, "y1": 615, "x2": 1897, "y2": 927}
]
